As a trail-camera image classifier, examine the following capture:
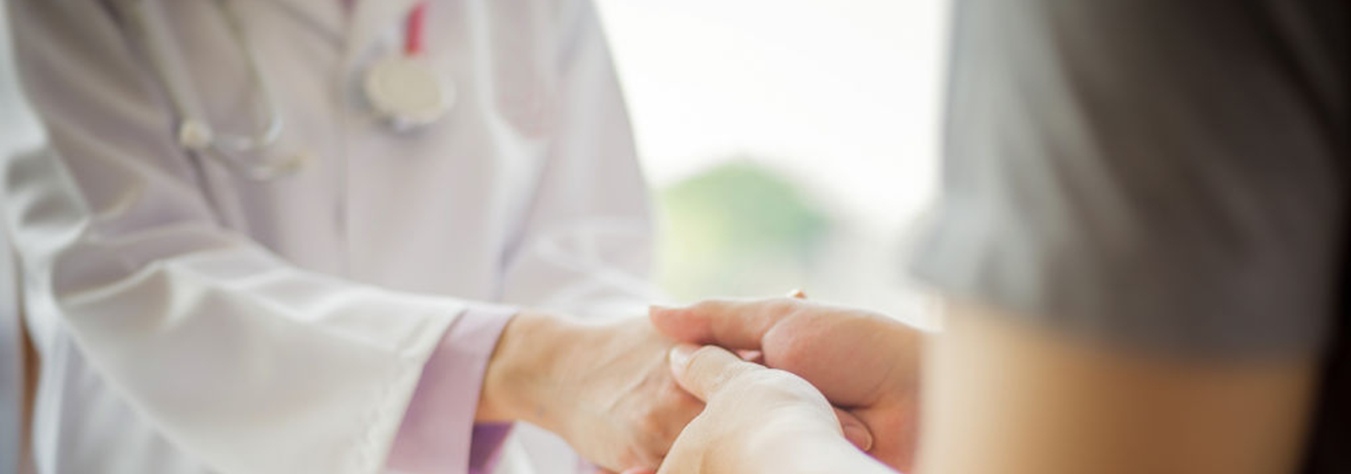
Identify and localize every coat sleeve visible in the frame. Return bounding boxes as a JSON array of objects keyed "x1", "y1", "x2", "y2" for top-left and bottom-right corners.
[
  {"x1": 497, "y1": 0, "x2": 659, "y2": 320},
  {"x1": 1, "y1": 2, "x2": 491, "y2": 473}
]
